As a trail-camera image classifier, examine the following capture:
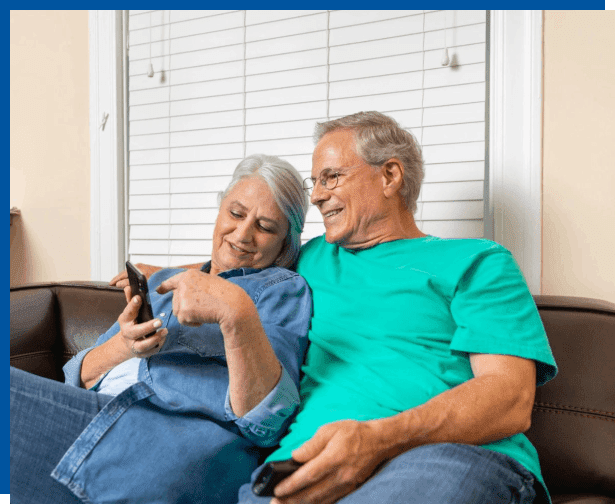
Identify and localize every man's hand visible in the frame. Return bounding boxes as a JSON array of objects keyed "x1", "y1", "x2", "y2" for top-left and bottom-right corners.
[
  {"x1": 271, "y1": 420, "x2": 390, "y2": 504},
  {"x1": 271, "y1": 354, "x2": 537, "y2": 504},
  {"x1": 110, "y1": 263, "x2": 162, "y2": 288}
]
